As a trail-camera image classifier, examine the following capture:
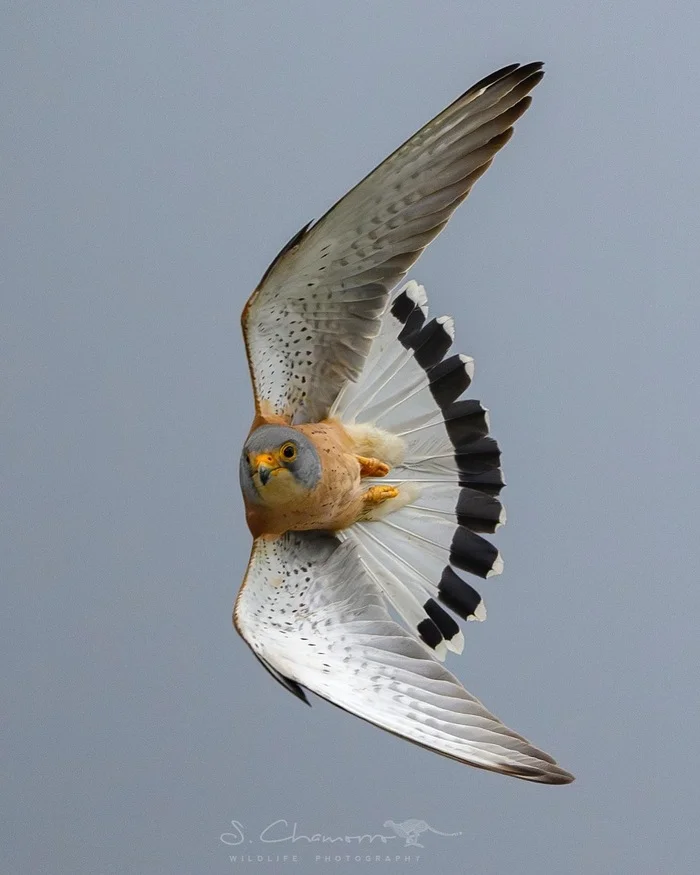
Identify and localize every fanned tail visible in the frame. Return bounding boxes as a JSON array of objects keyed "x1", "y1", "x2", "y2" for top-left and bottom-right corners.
[{"x1": 331, "y1": 281, "x2": 505, "y2": 660}]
